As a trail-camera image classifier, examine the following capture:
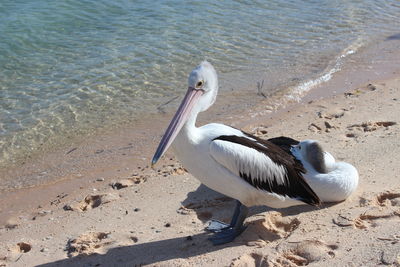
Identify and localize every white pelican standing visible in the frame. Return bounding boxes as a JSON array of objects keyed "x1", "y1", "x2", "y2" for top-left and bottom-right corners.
[{"x1": 152, "y1": 61, "x2": 356, "y2": 245}]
